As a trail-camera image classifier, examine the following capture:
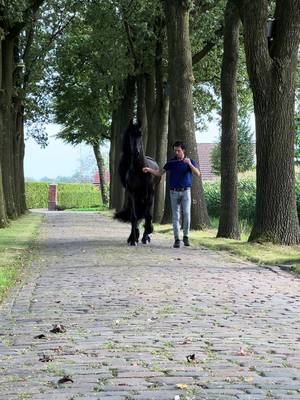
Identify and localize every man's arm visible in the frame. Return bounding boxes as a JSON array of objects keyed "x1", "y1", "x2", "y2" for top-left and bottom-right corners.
[
  {"x1": 142, "y1": 167, "x2": 166, "y2": 177},
  {"x1": 183, "y1": 158, "x2": 201, "y2": 177}
]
